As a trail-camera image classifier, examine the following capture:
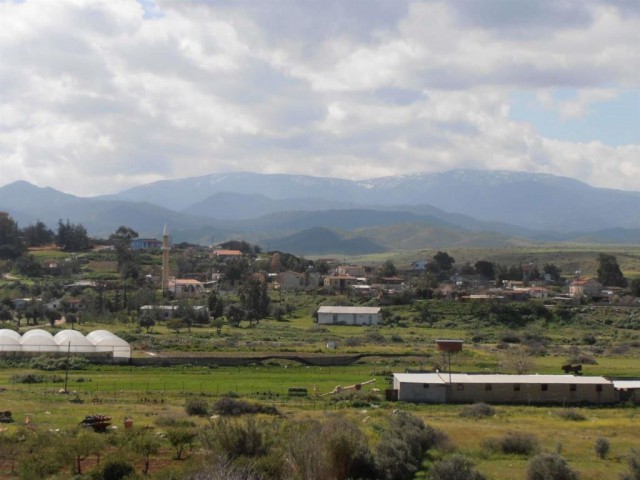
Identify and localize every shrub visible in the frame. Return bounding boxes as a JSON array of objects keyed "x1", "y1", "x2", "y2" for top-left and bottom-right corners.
[
  {"x1": 375, "y1": 411, "x2": 439, "y2": 480},
  {"x1": 556, "y1": 409, "x2": 586, "y2": 421},
  {"x1": 205, "y1": 417, "x2": 270, "y2": 460},
  {"x1": 154, "y1": 415, "x2": 196, "y2": 428},
  {"x1": 95, "y1": 459, "x2": 136, "y2": 480},
  {"x1": 459, "y1": 402, "x2": 495, "y2": 418},
  {"x1": 212, "y1": 397, "x2": 279, "y2": 416},
  {"x1": 619, "y1": 447, "x2": 640, "y2": 480},
  {"x1": 483, "y1": 432, "x2": 538, "y2": 456},
  {"x1": 185, "y1": 397, "x2": 209, "y2": 416},
  {"x1": 10, "y1": 374, "x2": 46, "y2": 384},
  {"x1": 431, "y1": 454, "x2": 487, "y2": 480},
  {"x1": 594, "y1": 437, "x2": 610, "y2": 459},
  {"x1": 527, "y1": 453, "x2": 578, "y2": 480},
  {"x1": 566, "y1": 354, "x2": 597, "y2": 365}
]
